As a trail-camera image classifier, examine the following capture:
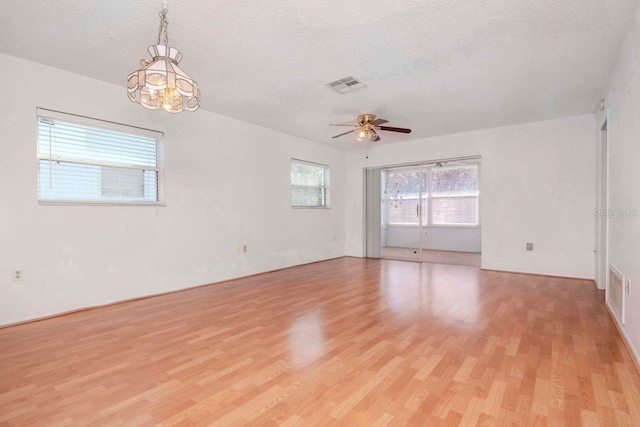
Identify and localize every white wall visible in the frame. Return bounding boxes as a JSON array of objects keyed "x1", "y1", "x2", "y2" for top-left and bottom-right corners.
[
  {"x1": 386, "y1": 226, "x2": 481, "y2": 253},
  {"x1": 0, "y1": 50, "x2": 608, "y2": 327},
  {"x1": 601, "y1": 3, "x2": 640, "y2": 363},
  {"x1": 346, "y1": 114, "x2": 597, "y2": 279},
  {"x1": 0, "y1": 53, "x2": 346, "y2": 326}
]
